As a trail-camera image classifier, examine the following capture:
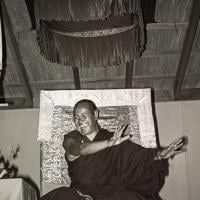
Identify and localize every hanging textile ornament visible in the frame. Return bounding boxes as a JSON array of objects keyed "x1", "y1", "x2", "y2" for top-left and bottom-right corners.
[{"x1": 35, "y1": 0, "x2": 145, "y2": 67}]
